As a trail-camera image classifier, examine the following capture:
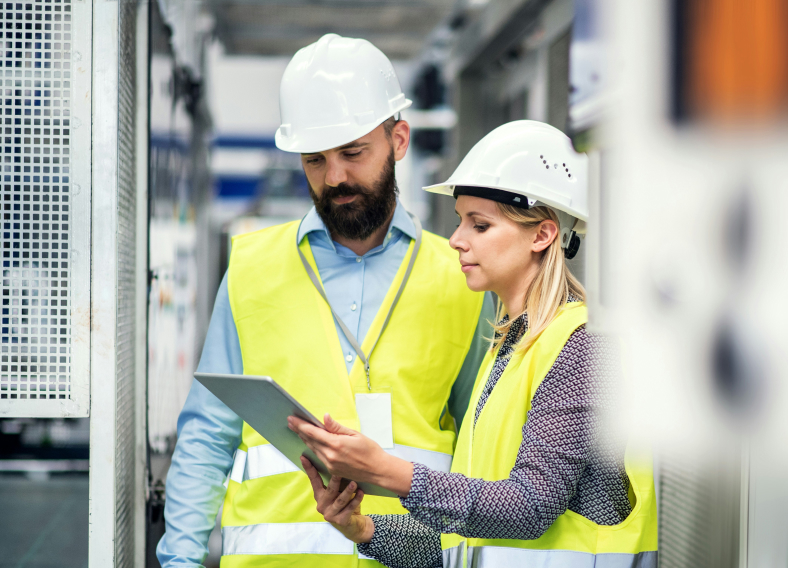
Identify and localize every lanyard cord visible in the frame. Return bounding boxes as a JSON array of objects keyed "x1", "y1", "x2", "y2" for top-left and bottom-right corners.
[{"x1": 297, "y1": 214, "x2": 423, "y2": 390}]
